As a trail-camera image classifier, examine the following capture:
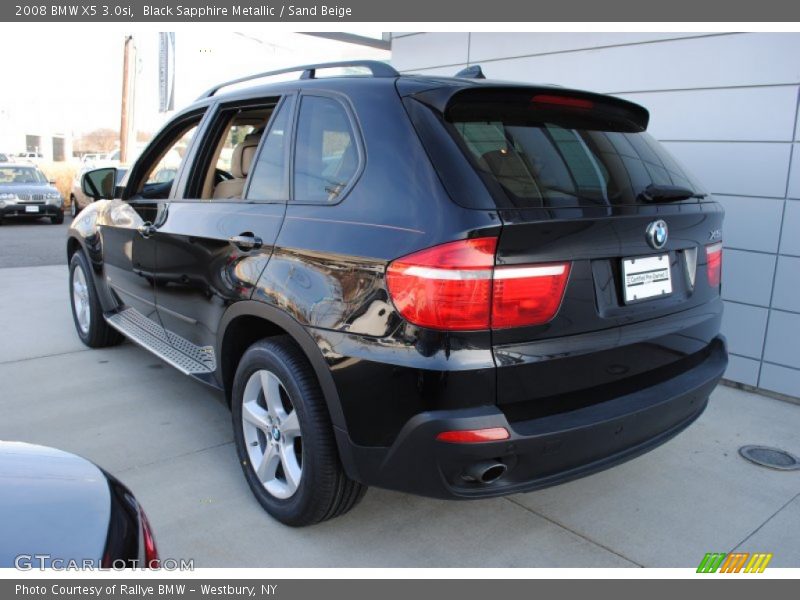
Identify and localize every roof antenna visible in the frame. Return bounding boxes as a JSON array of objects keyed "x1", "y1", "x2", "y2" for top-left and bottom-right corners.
[{"x1": 455, "y1": 65, "x2": 486, "y2": 79}]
